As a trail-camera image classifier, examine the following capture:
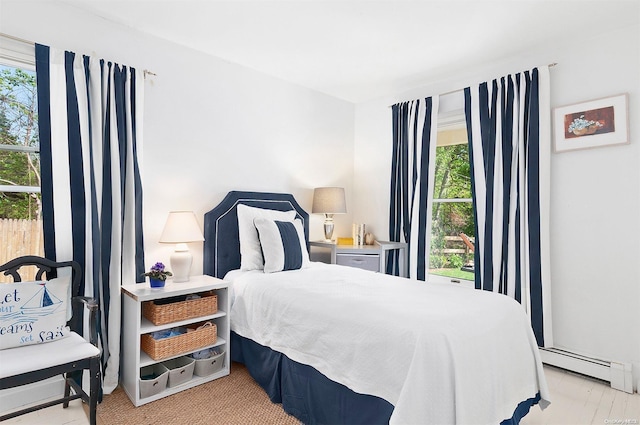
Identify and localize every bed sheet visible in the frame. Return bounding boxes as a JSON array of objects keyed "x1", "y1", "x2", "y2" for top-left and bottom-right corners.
[{"x1": 226, "y1": 263, "x2": 550, "y2": 424}]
